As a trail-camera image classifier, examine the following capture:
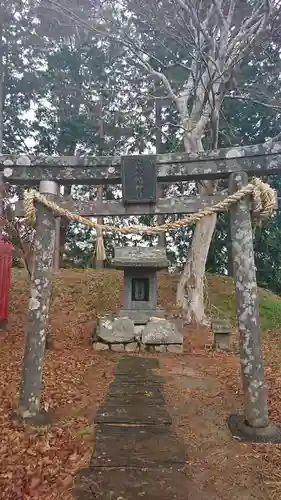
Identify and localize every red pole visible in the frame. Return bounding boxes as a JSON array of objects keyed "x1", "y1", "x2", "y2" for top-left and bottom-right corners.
[{"x1": 0, "y1": 239, "x2": 13, "y2": 329}]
